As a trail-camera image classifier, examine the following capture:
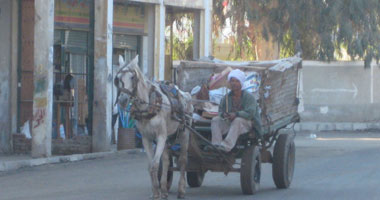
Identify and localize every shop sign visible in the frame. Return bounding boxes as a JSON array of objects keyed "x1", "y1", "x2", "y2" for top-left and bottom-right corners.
[
  {"x1": 113, "y1": 3, "x2": 145, "y2": 34},
  {"x1": 55, "y1": 0, "x2": 90, "y2": 30},
  {"x1": 122, "y1": 0, "x2": 205, "y2": 9},
  {"x1": 164, "y1": 0, "x2": 204, "y2": 9},
  {"x1": 126, "y1": 0, "x2": 160, "y2": 4}
]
